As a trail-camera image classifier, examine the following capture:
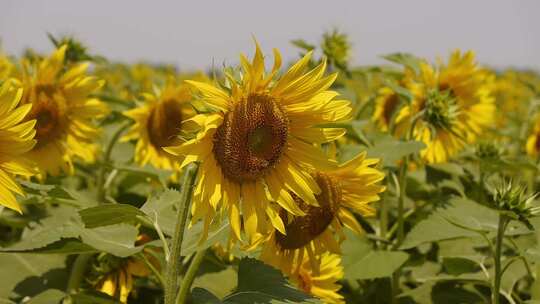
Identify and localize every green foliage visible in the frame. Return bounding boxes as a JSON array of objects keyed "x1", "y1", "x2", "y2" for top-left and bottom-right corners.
[
  {"x1": 192, "y1": 258, "x2": 318, "y2": 304},
  {"x1": 342, "y1": 232, "x2": 409, "y2": 280}
]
